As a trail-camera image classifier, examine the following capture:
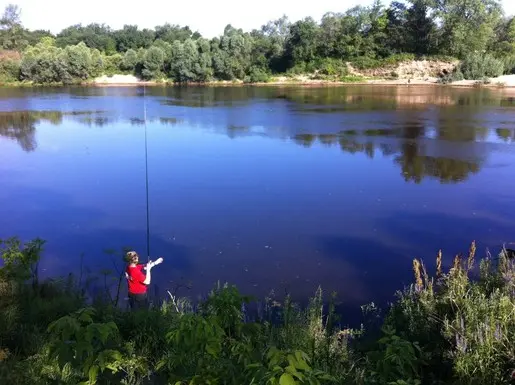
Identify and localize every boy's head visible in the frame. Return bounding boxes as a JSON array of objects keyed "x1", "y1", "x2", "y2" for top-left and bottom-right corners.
[{"x1": 126, "y1": 250, "x2": 139, "y2": 264}]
